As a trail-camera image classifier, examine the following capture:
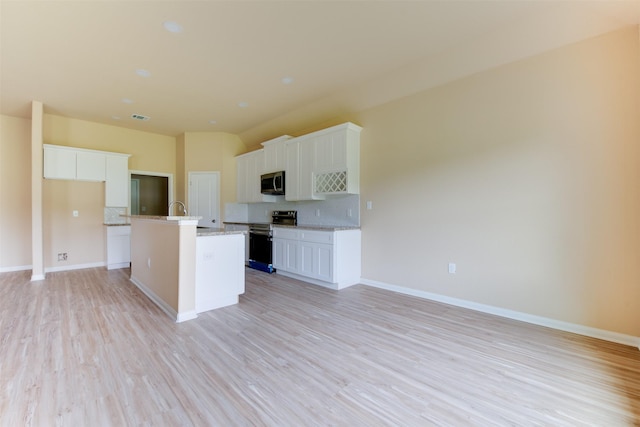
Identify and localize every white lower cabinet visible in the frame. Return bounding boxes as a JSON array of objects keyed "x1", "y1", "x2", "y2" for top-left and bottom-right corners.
[
  {"x1": 105, "y1": 225, "x2": 131, "y2": 270},
  {"x1": 195, "y1": 233, "x2": 245, "y2": 313},
  {"x1": 273, "y1": 227, "x2": 361, "y2": 289},
  {"x1": 224, "y1": 224, "x2": 250, "y2": 263}
]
